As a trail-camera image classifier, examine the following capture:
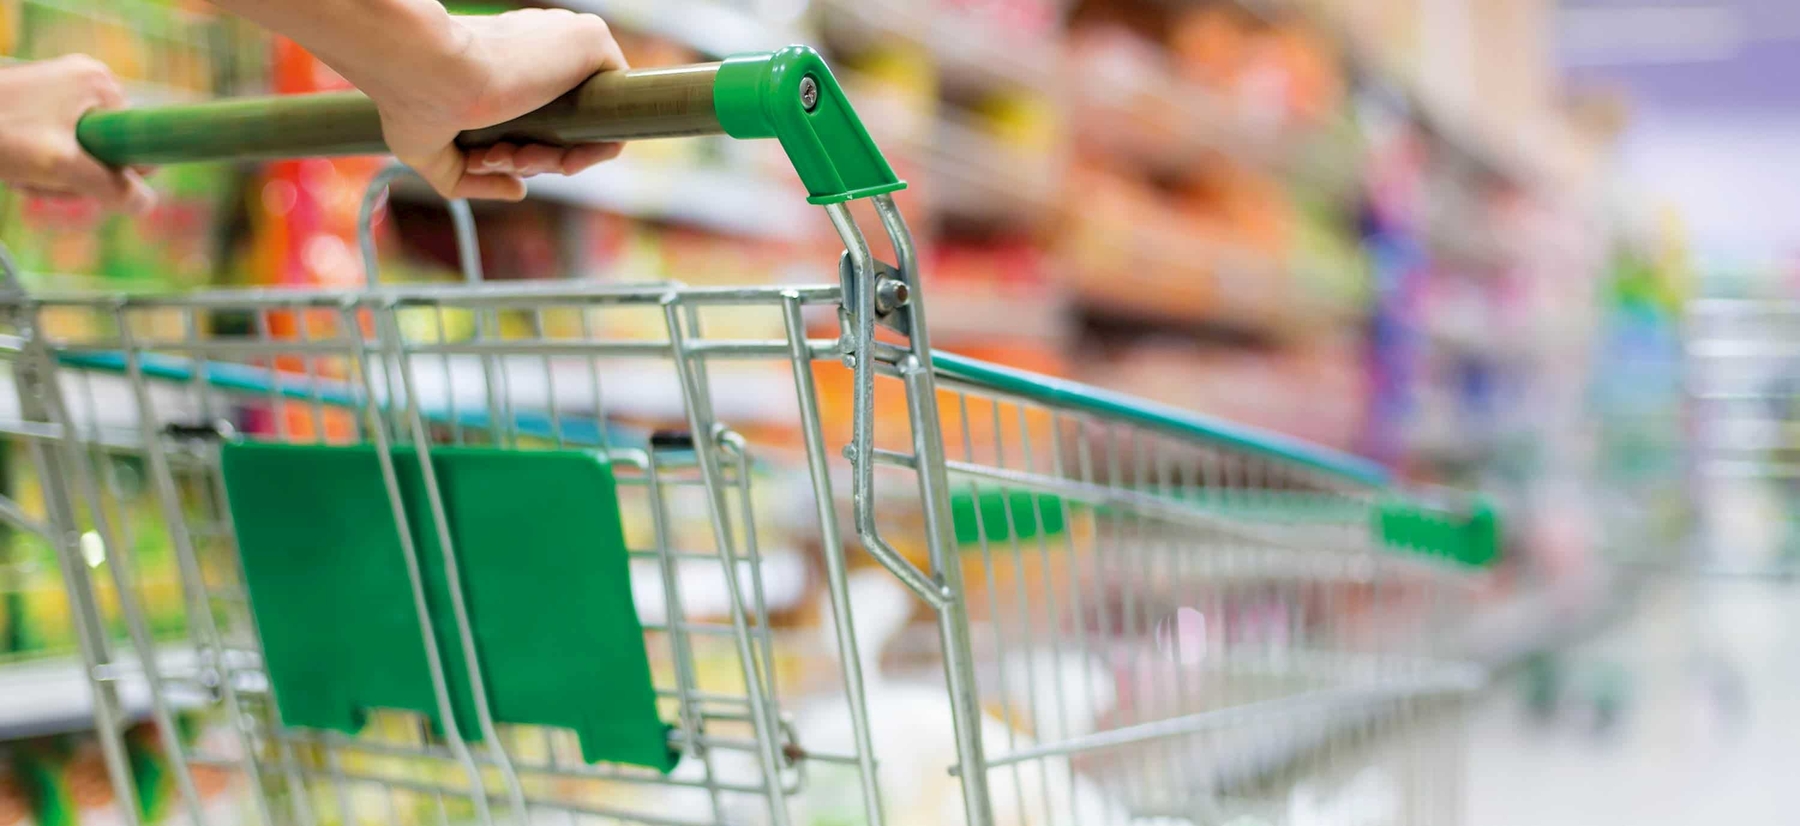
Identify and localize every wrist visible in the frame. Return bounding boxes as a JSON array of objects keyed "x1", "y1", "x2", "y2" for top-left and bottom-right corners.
[{"x1": 309, "y1": 0, "x2": 477, "y2": 106}]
